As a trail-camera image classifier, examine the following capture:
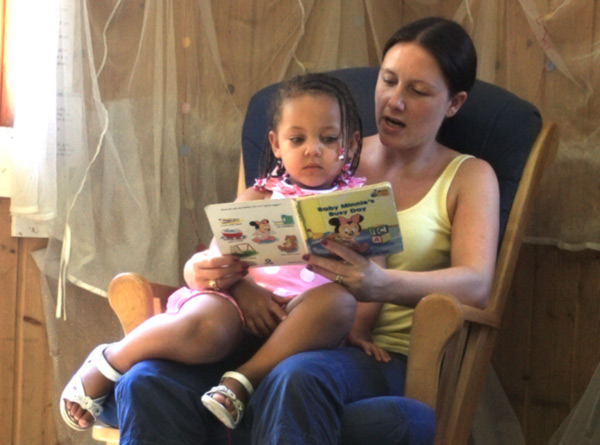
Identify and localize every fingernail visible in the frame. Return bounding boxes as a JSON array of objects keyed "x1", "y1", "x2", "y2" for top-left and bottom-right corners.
[
  {"x1": 321, "y1": 239, "x2": 328, "y2": 246},
  {"x1": 302, "y1": 254, "x2": 310, "y2": 261}
]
